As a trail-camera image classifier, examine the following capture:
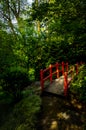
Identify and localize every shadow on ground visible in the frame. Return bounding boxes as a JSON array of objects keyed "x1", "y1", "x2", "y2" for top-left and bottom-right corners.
[{"x1": 37, "y1": 93, "x2": 86, "y2": 130}]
